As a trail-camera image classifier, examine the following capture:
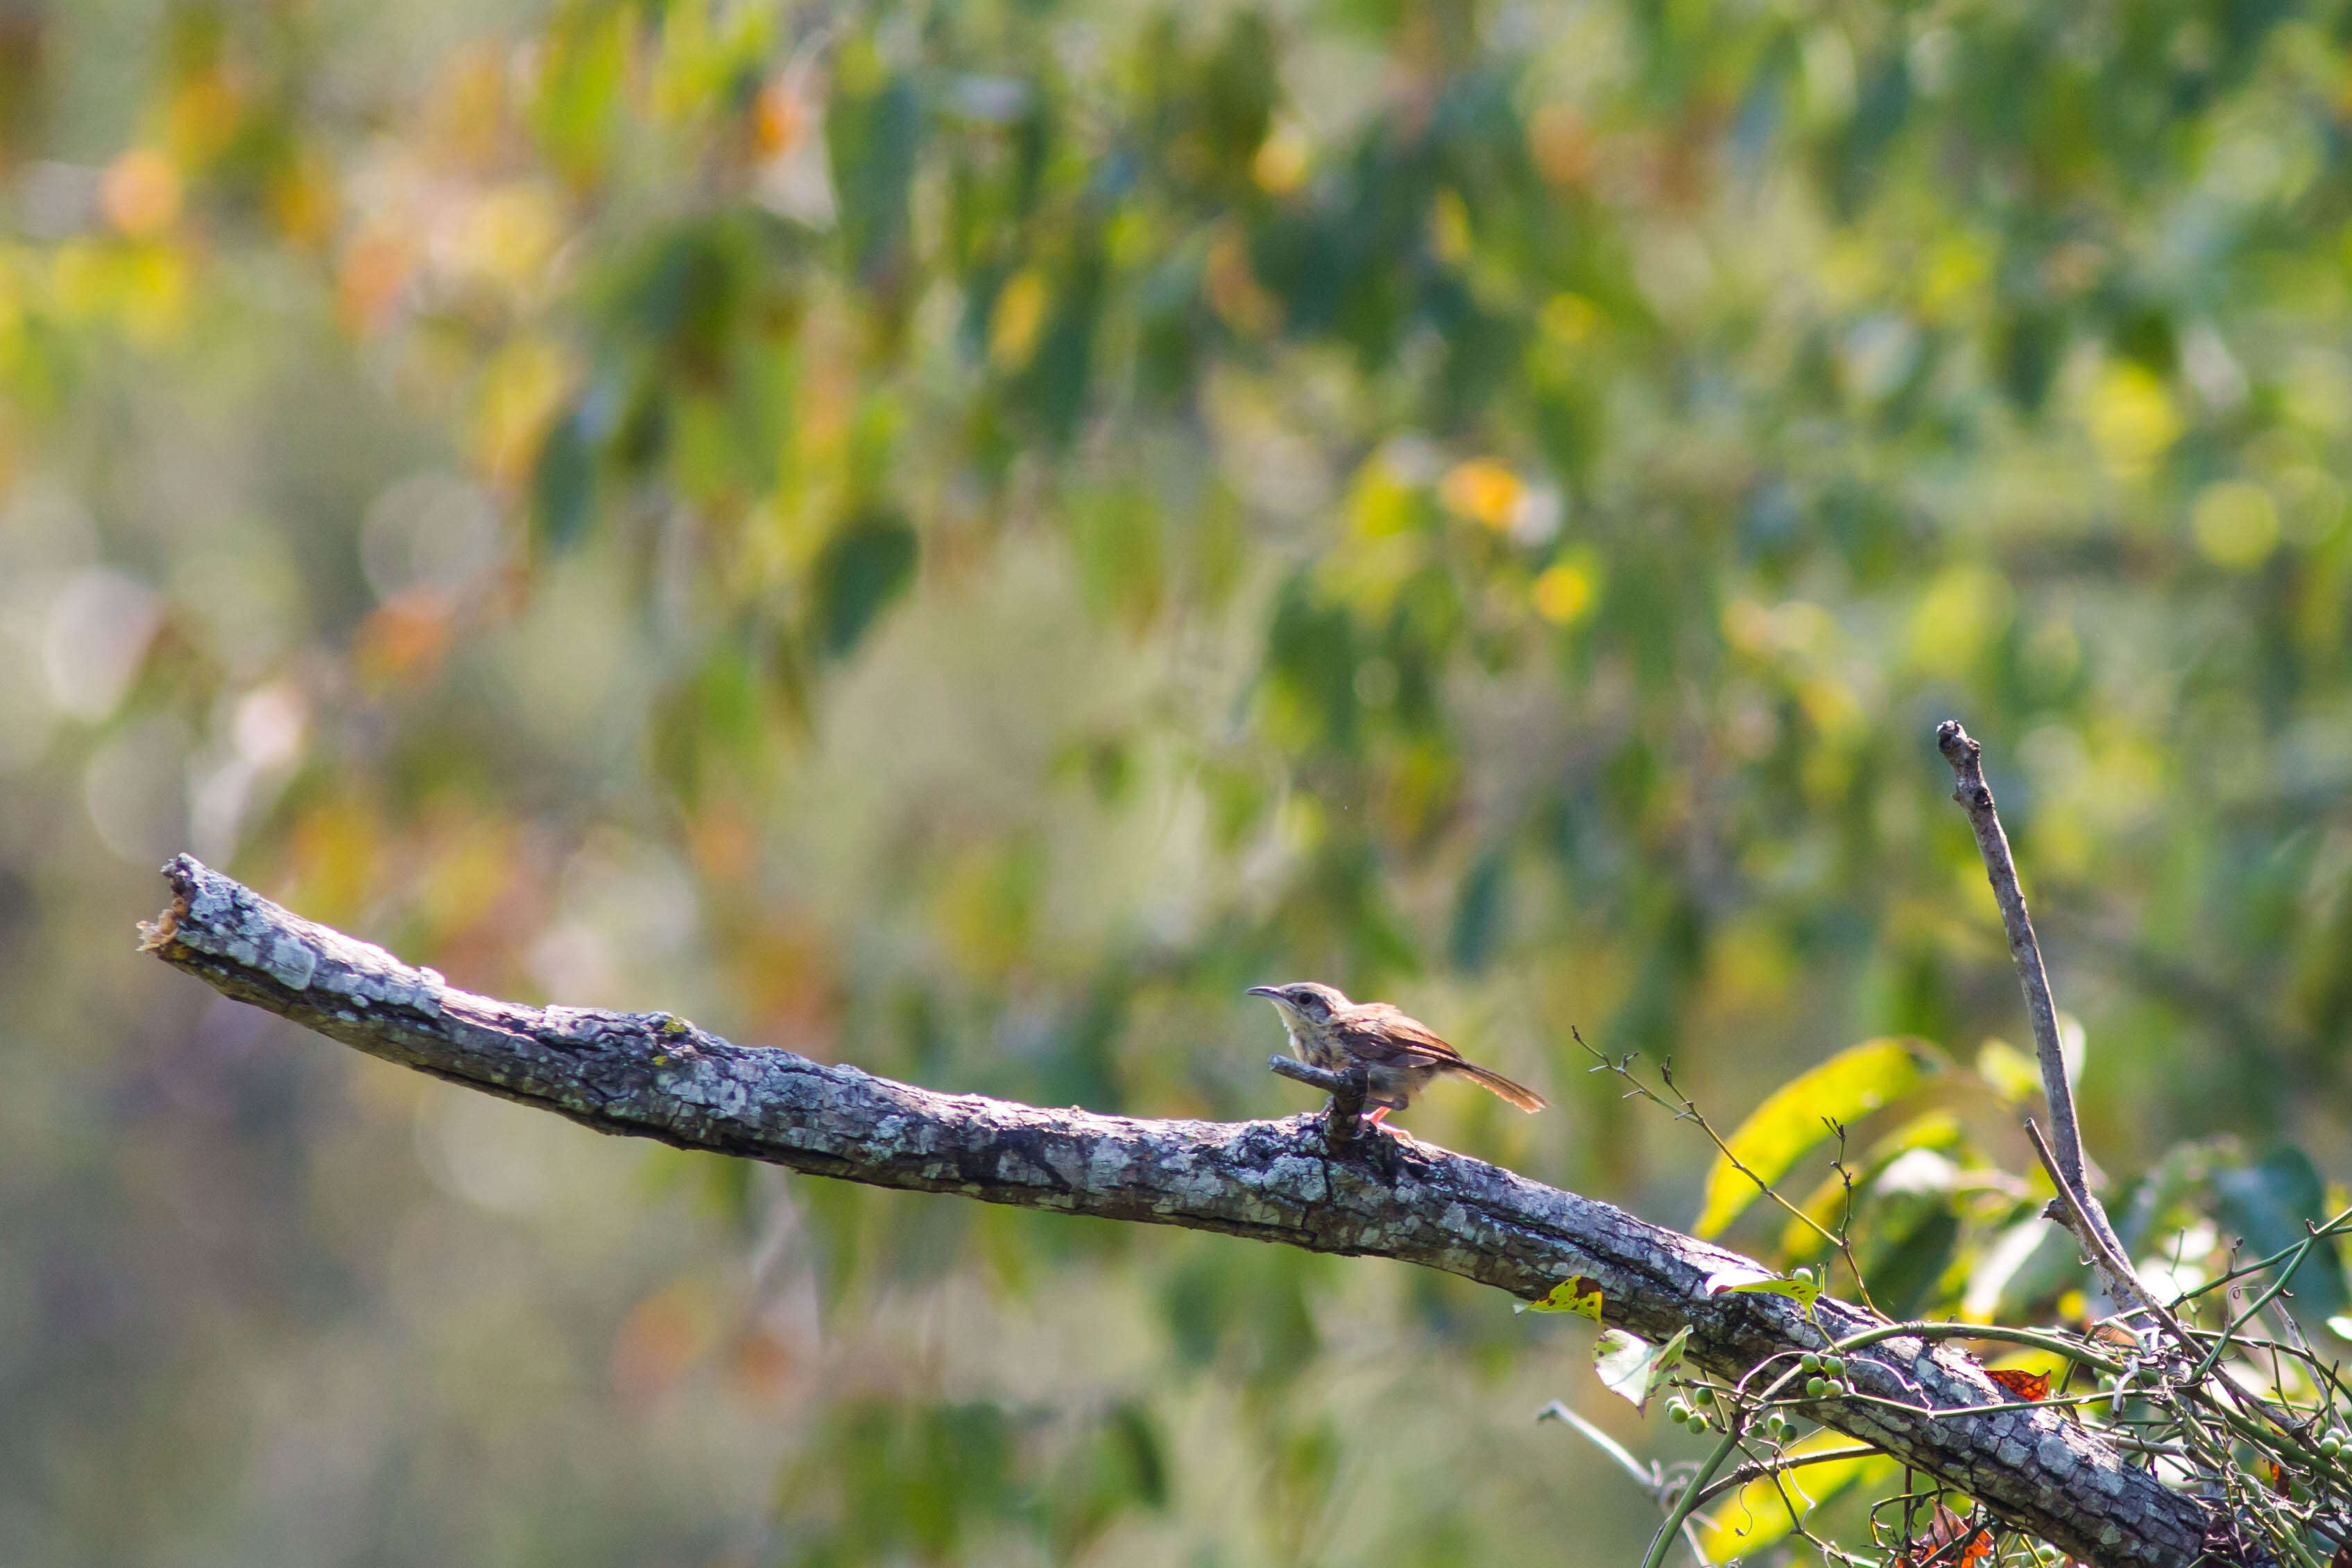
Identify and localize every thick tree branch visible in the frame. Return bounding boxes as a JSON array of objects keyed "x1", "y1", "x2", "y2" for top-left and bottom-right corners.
[{"x1": 140, "y1": 855, "x2": 2215, "y2": 1567}]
